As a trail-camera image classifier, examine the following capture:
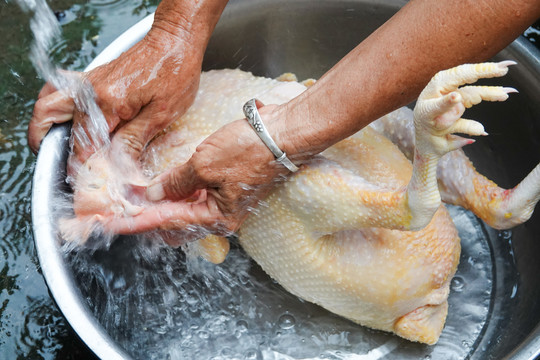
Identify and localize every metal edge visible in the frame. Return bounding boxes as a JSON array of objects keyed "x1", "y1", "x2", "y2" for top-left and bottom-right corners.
[
  {"x1": 32, "y1": 124, "x2": 130, "y2": 360},
  {"x1": 499, "y1": 36, "x2": 540, "y2": 360},
  {"x1": 84, "y1": 13, "x2": 154, "y2": 72},
  {"x1": 508, "y1": 35, "x2": 540, "y2": 74},
  {"x1": 31, "y1": 13, "x2": 155, "y2": 360}
]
